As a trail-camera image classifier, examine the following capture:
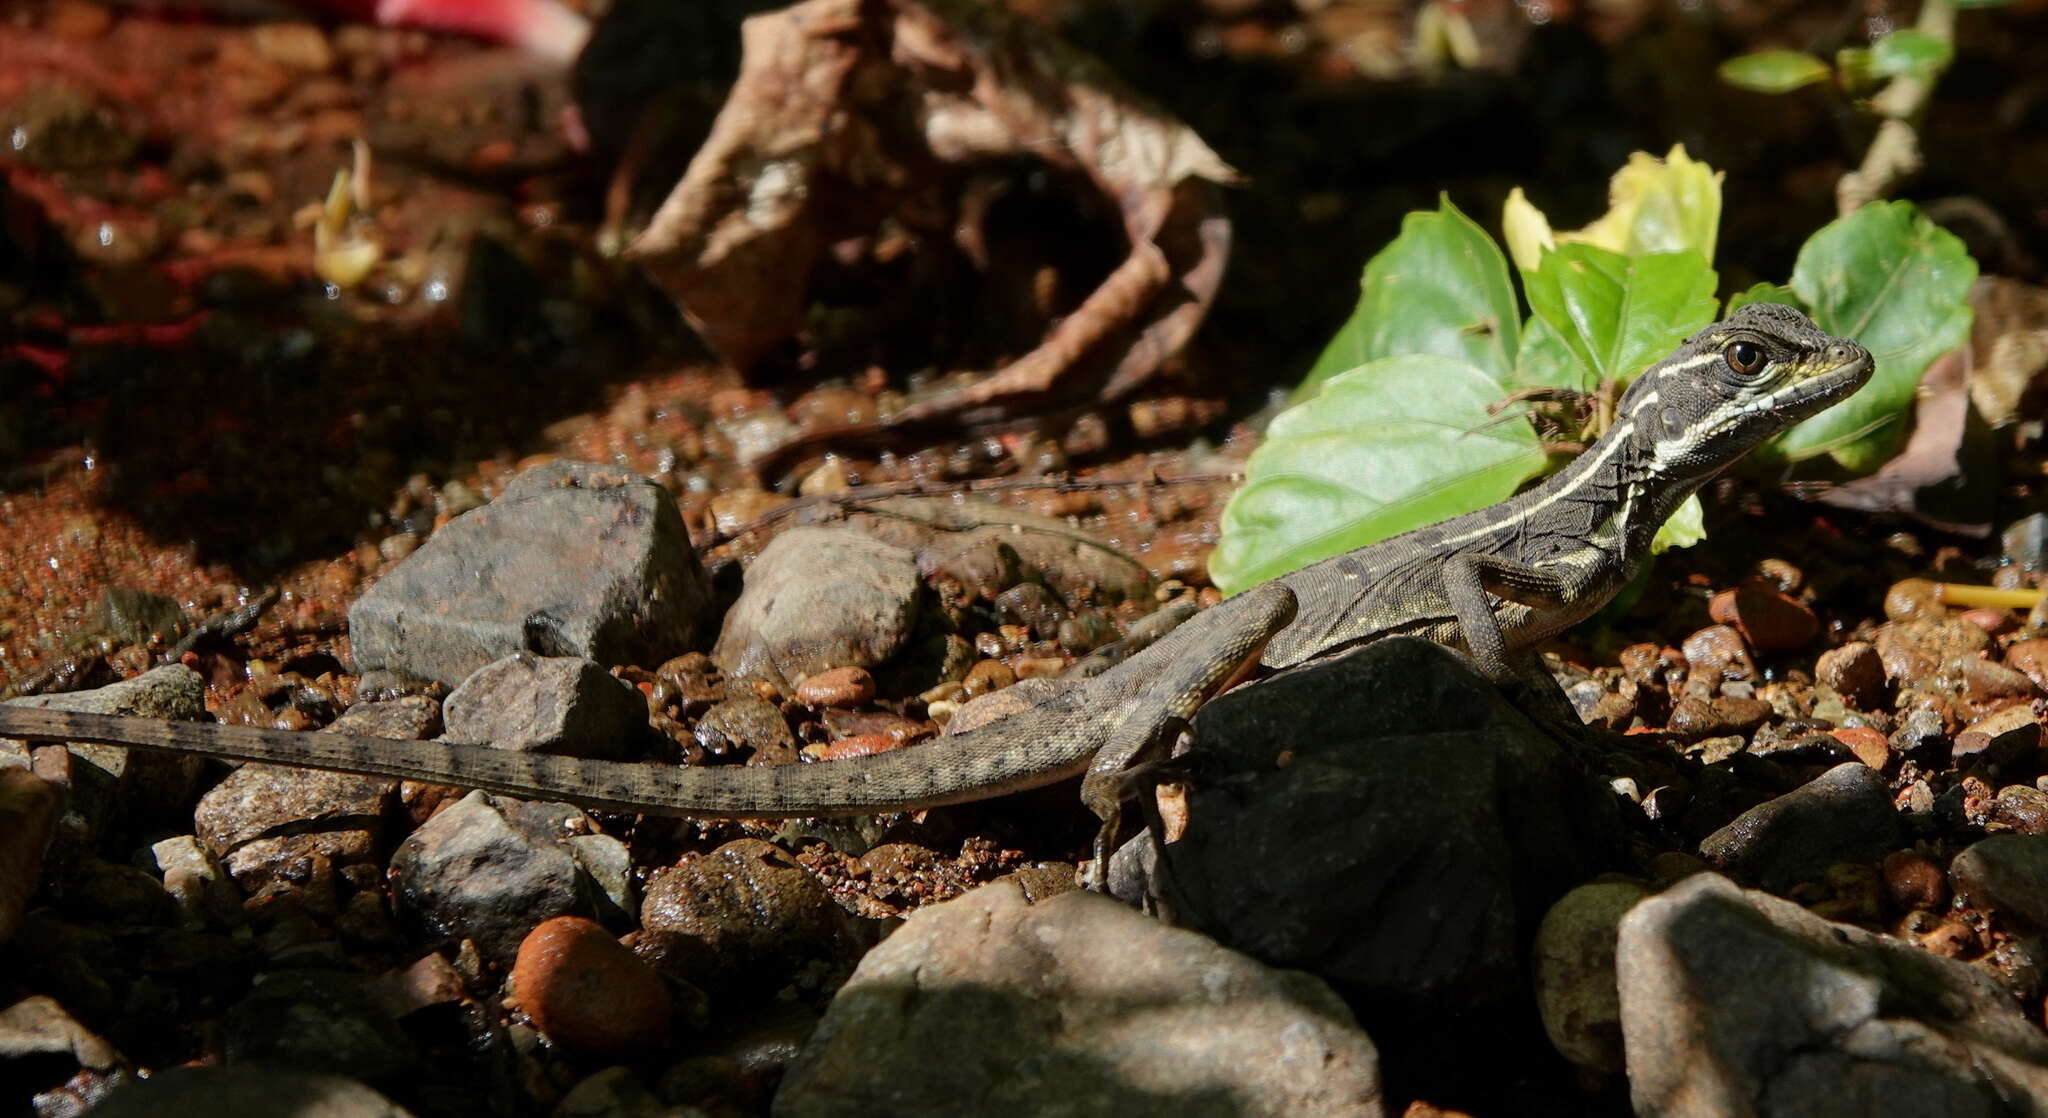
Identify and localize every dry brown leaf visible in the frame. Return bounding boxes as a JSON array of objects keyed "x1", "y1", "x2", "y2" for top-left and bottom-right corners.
[{"x1": 628, "y1": 0, "x2": 1236, "y2": 436}]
